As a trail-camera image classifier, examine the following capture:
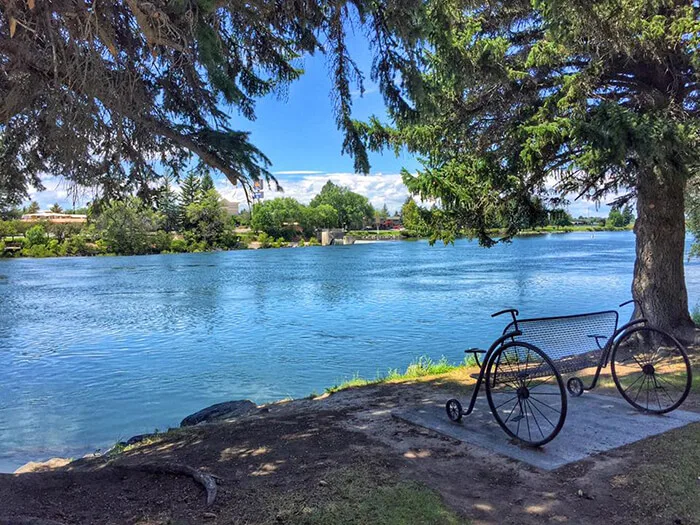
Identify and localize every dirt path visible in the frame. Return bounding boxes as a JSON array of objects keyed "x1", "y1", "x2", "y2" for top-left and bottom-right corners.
[{"x1": 1, "y1": 366, "x2": 698, "y2": 525}]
